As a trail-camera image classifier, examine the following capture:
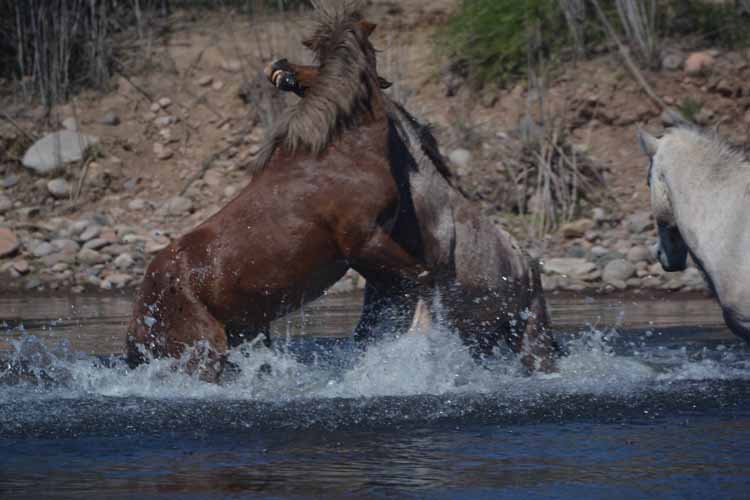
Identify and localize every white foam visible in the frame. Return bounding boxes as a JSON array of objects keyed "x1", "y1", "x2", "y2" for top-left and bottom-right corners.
[{"x1": 2, "y1": 321, "x2": 749, "y2": 402}]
